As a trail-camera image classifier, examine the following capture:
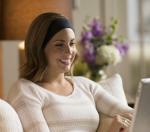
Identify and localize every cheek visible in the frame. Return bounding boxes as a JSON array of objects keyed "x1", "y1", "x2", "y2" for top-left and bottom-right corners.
[
  {"x1": 45, "y1": 48, "x2": 58, "y2": 63},
  {"x1": 72, "y1": 47, "x2": 78, "y2": 56},
  {"x1": 47, "y1": 52, "x2": 59, "y2": 61}
]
